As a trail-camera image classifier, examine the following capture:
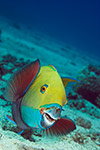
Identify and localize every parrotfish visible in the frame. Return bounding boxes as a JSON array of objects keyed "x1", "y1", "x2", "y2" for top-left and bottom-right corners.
[{"x1": 4, "y1": 59, "x2": 79, "y2": 136}]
